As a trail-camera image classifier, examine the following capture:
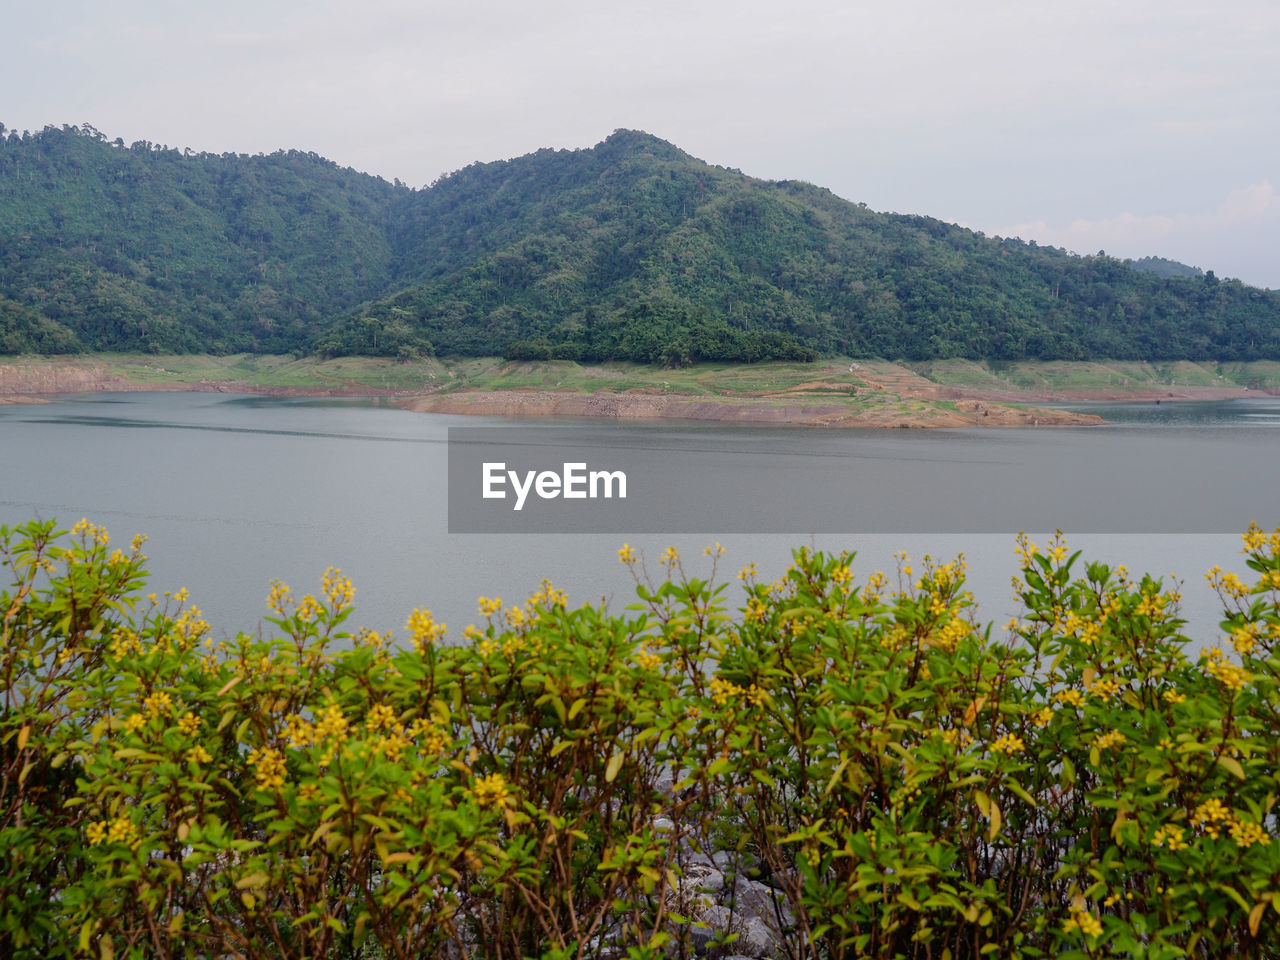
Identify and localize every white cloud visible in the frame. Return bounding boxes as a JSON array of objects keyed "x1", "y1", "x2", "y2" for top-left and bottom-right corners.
[{"x1": 992, "y1": 183, "x2": 1280, "y2": 289}]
